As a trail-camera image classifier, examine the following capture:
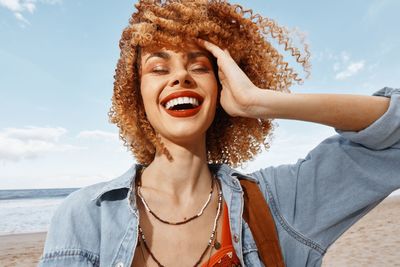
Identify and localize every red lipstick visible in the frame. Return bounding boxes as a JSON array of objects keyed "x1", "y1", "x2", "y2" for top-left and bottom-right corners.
[{"x1": 160, "y1": 90, "x2": 204, "y2": 118}]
